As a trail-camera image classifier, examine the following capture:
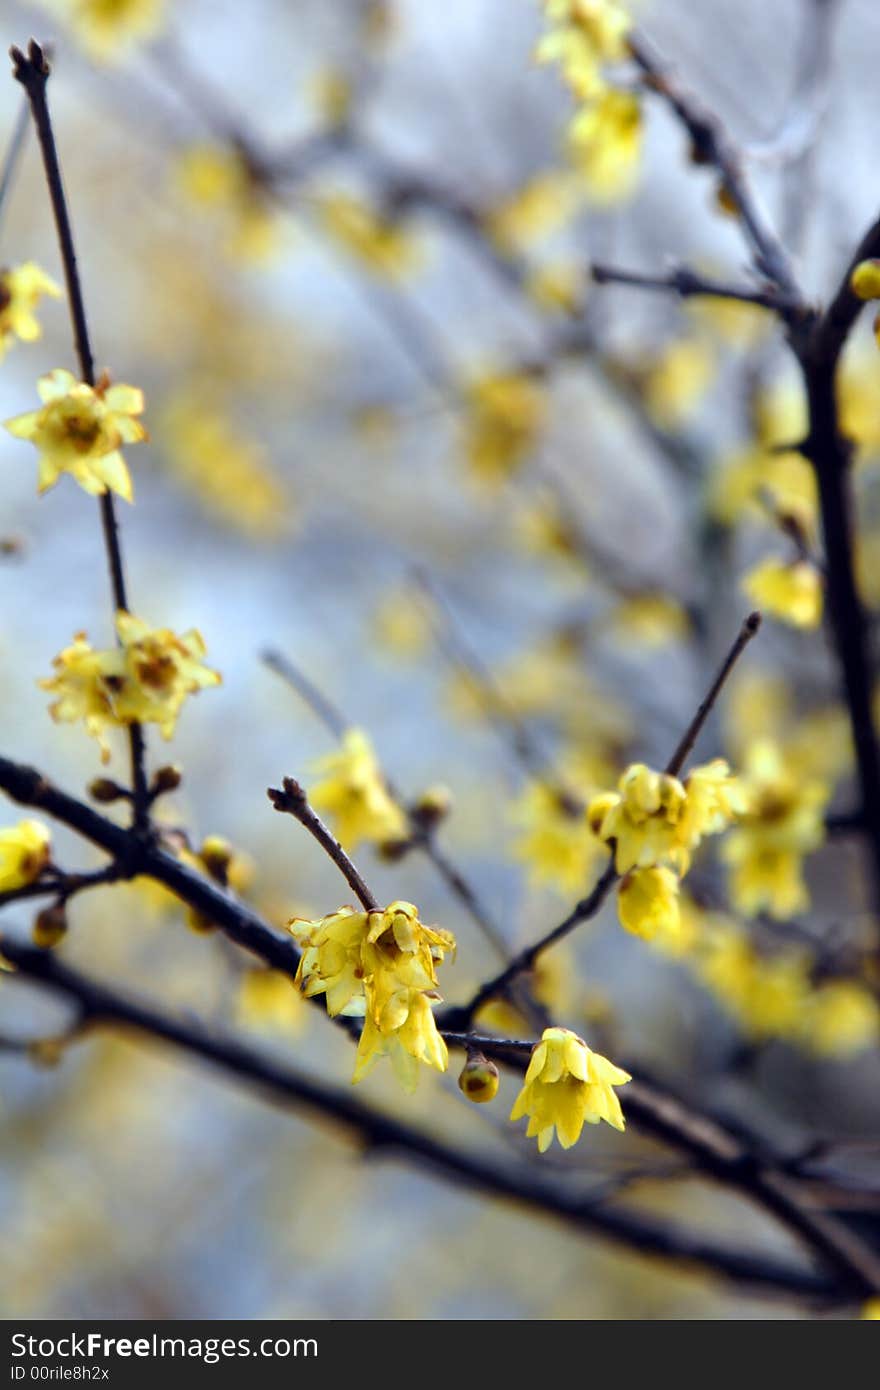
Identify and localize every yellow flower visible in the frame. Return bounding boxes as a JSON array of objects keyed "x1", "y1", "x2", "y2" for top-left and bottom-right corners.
[
  {"x1": 462, "y1": 371, "x2": 546, "y2": 487},
  {"x1": 606, "y1": 593, "x2": 690, "y2": 648},
  {"x1": 315, "y1": 193, "x2": 417, "y2": 278},
  {"x1": 0, "y1": 263, "x2": 61, "y2": 357},
  {"x1": 617, "y1": 866, "x2": 680, "y2": 941},
  {"x1": 511, "y1": 780, "x2": 604, "y2": 895},
  {"x1": 536, "y1": 1, "x2": 633, "y2": 101},
  {"x1": 0, "y1": 820, "x2": 51, "y2": 892},
  {"x1": 308, "y1": 729, "x2": 407, "y2": 851},
  {"x1": 800, "y1": 981, "x2": 880, "y2": 1058},
  {"x1": 697, "y1": 922, "x2": 810, "y2": 1042},
  {"x1": 483, "y1": 171, "x2": 581, "y2": 254},
  {"x1": 569, "y1": 87, "x2": 642, "y2": 201},
  {"x1": 742, "y1": 557, "x2": 823, "y2": 629},
  {"x1": 237, "y1": 968, "x2": 306, "y2": 1035},
  {"x1": 5, "y1": 369, "x2": 146, "y2": 501},
  {"x1": 289, "y1": 900, "x2": 455, "y2": 1090},
  {"x1": 510, "y1": 1026, "x2": 630, "y2": 1151},
  {"x1": 709, "y1": 444, "x2": 816, "y2": 526},
  {"x1": 642, "y1": 337, "x2": 716, "y2": 429},
  {"x1": 45, "y1": 0, "x2": 166, "y2": 61},
  {"x1": 177, "y1": 145, "x2": 279, "y2": 263},
  {"x1": 372, "y1": 588, "x2": 432, "y2": 659},
  {"x1": 159, "y1": 395, "x2": 290, "y2": 540},
  {"x1": 41, "y1": 612, "x2": 220, "y2": 758},
  {"x1": 721, "y1": 739, "x2": 828, "y2": 919}
]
